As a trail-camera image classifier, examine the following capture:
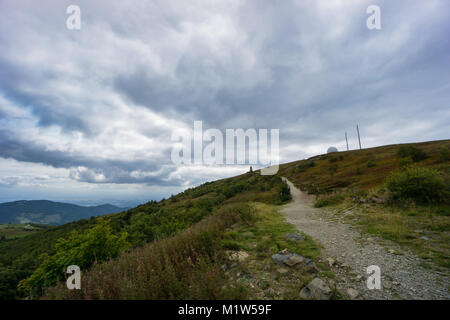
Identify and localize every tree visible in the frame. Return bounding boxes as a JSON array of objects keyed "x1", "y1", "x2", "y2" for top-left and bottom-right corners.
[{"x1": 18, "y1": 218, "x2": 129, "y2": 297}]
